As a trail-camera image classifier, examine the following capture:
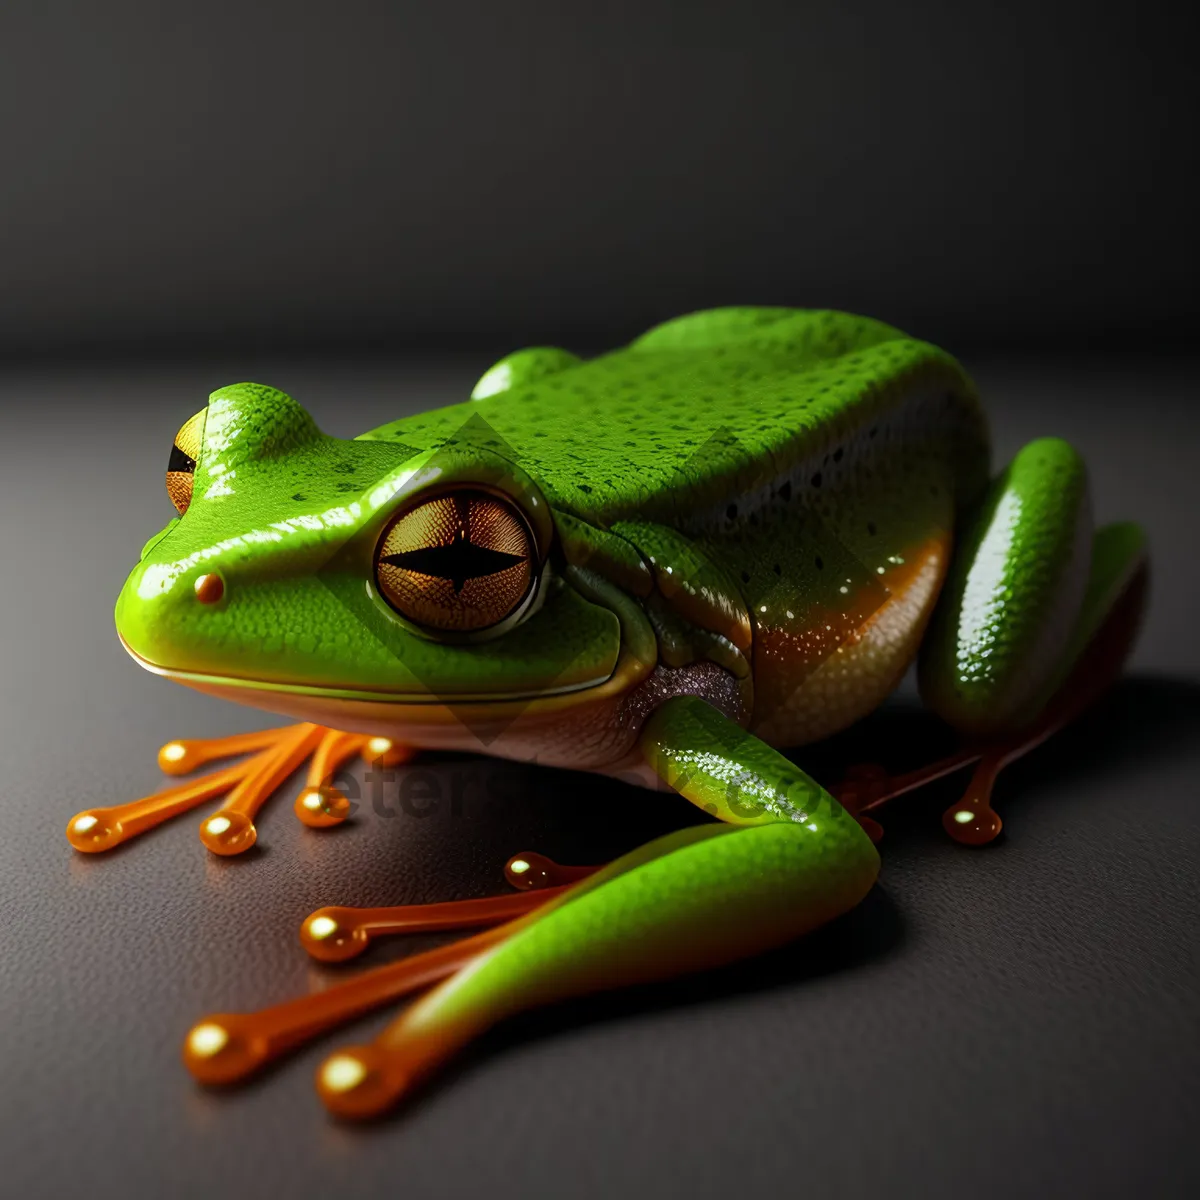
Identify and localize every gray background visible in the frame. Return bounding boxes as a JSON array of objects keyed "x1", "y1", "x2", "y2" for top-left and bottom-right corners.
[
  {"x1": 1, "y1": 3, "x2": 1198, "y2": 1198},
  {"x1": 0, "y1": 1, "x2": 1195, "y2": 356}
]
